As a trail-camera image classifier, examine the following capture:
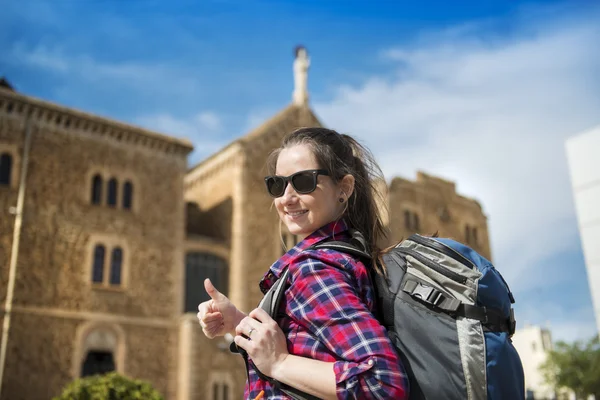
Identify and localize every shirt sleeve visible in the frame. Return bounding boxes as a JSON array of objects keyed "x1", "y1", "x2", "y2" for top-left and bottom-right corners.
[{"x1": 287, "y1": 253, "x2": 409, "y2": 400}]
